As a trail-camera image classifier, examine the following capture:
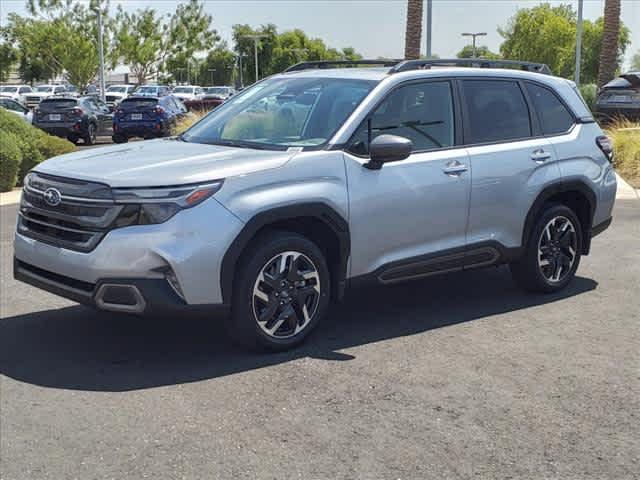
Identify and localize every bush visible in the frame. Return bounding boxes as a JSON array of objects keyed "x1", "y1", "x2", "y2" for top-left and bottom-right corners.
[
  {"x1": 0, "y1": 108, "x2": 75, "y2": 187},
  {"x1": 606, "y1": 118, "x2": 640, "y2": 189},
  {"x1": 174, "y1": 110, "x2": 209, "y2": 135},
  {"x1": 579, "y1": 84, "x2": 597, "y2": 112},
  {"x1": 0, "y1": 130, "x2": 22, "y2": 192}
]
